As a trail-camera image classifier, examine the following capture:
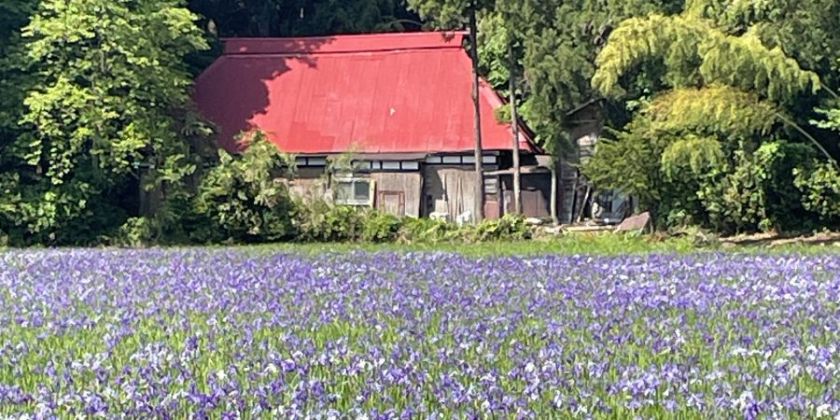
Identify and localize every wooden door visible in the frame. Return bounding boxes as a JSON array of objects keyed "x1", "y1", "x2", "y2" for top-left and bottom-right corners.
[{"x1": 377, "y1": 191, "x2": 406, "y2": 216}]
